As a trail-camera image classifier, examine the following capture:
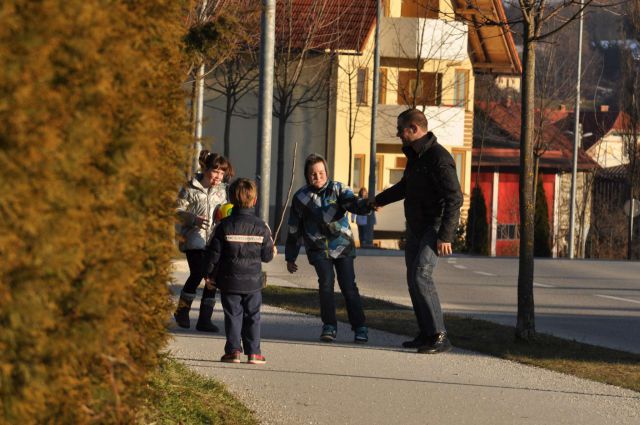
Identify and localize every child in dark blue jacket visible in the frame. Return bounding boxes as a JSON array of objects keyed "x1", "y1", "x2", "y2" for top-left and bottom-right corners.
[{"x1": 206, "y1": 178, "x2": 275, "y2": 364}]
